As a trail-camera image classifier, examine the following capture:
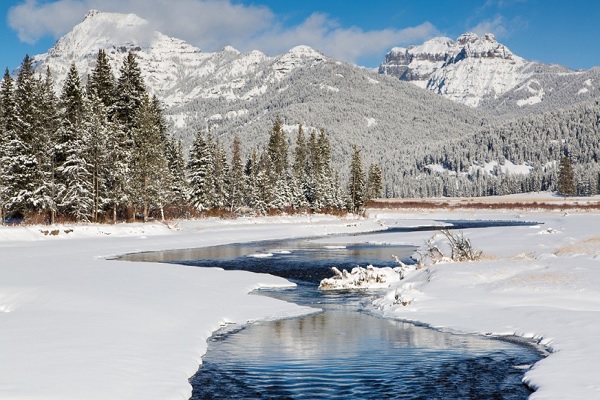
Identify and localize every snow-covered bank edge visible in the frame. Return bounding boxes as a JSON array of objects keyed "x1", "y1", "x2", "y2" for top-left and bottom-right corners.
[{"x1": 0, "y1": 214, "x2": 384, "y2": 400}]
